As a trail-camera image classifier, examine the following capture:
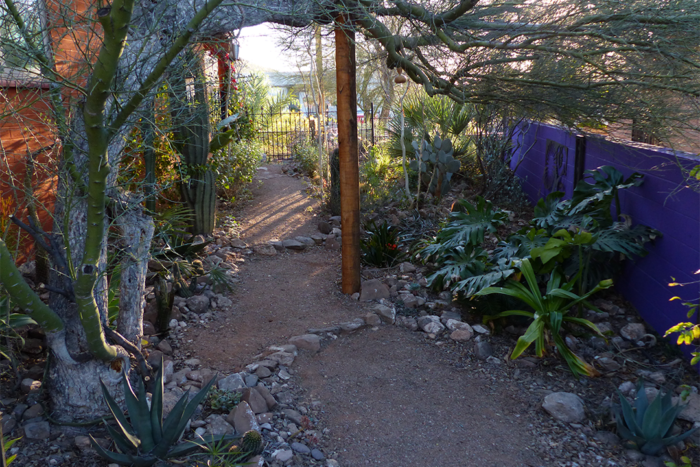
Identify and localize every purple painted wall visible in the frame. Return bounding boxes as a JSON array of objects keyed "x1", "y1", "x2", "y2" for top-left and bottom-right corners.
[{"x1": 511, "y1": 122, "x2": 700, "y2": 356}]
